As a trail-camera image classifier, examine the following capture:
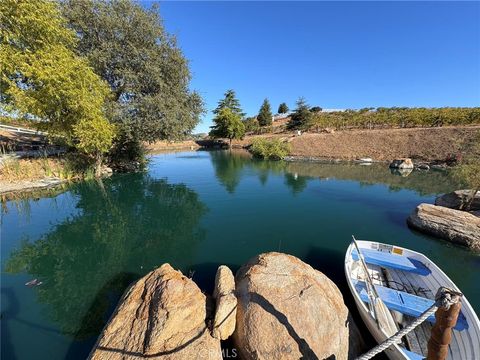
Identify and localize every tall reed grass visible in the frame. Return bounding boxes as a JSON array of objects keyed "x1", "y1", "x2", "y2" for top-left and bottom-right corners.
[{"x1": 0, "y1": 156, "x2": 96, "y2": 182}]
